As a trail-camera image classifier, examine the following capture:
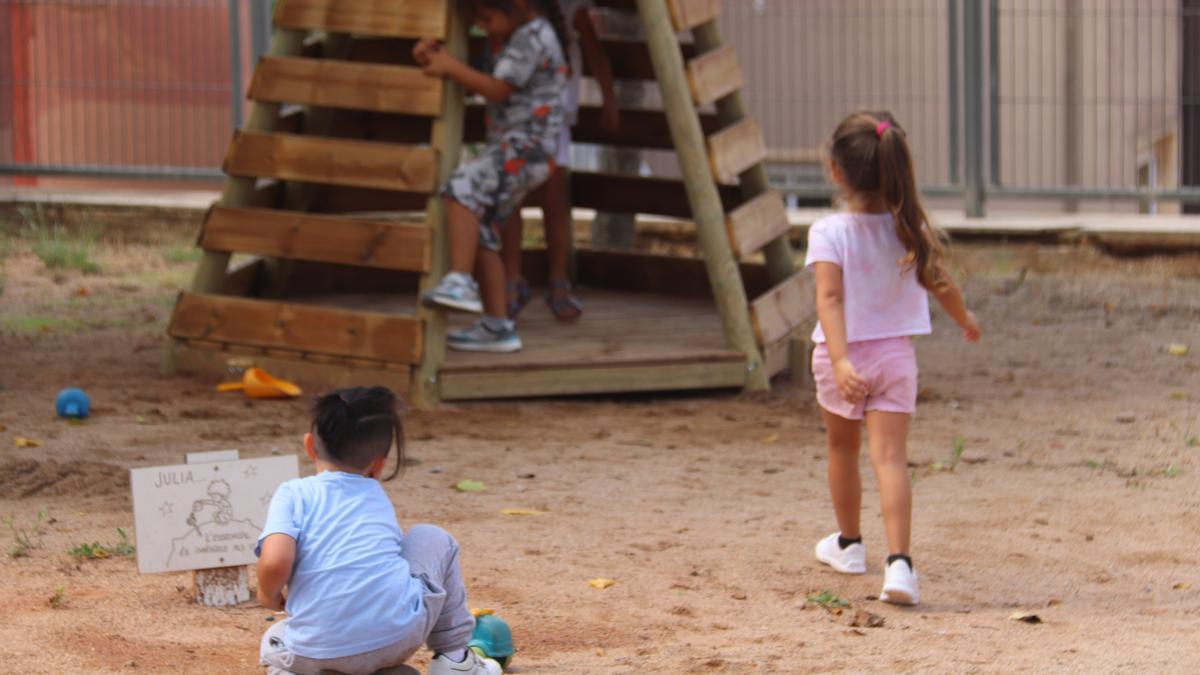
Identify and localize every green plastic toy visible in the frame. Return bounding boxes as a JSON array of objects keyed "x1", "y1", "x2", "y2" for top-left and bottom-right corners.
[{"x1": 468, "y1": 611, "x2": 514, "y2": 670}]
